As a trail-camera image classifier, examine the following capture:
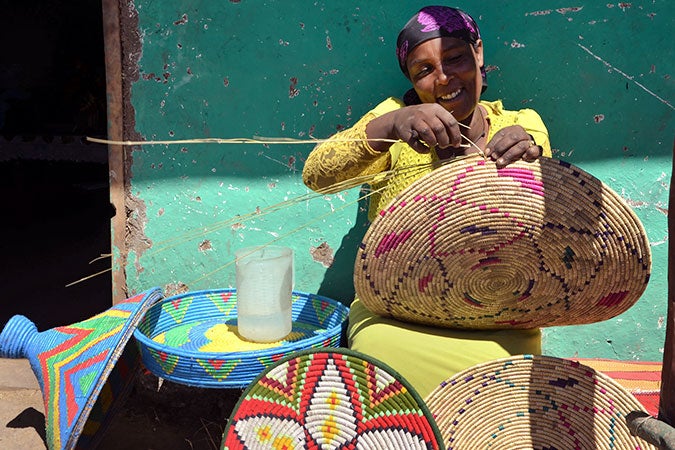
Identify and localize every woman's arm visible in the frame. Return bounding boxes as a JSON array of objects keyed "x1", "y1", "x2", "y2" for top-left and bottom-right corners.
[
  {"x1": 302, "y1": 111, "x2": 392, "y2": 193},
  {"x1": 303, "y1": 98, "x2": 468, "y2": 192}
]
